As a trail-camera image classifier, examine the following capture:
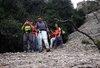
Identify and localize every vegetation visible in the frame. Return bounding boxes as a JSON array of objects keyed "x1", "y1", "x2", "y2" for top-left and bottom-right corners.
[
  {"x1": 79, "y1": 0, "x2": 100, "y2": 14},
  {"x1": 0, "y1": 0, "x2": 86, "y2": 53},
  {"x1": 81, "y1": 39, "x2": 91, "y2": 45},
  {"x1": 96, "y1": 40, "x2": 100, "y2": 50},
  {"x1": 87, "y1": 1, "x2": 100, "y2": 13}
]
